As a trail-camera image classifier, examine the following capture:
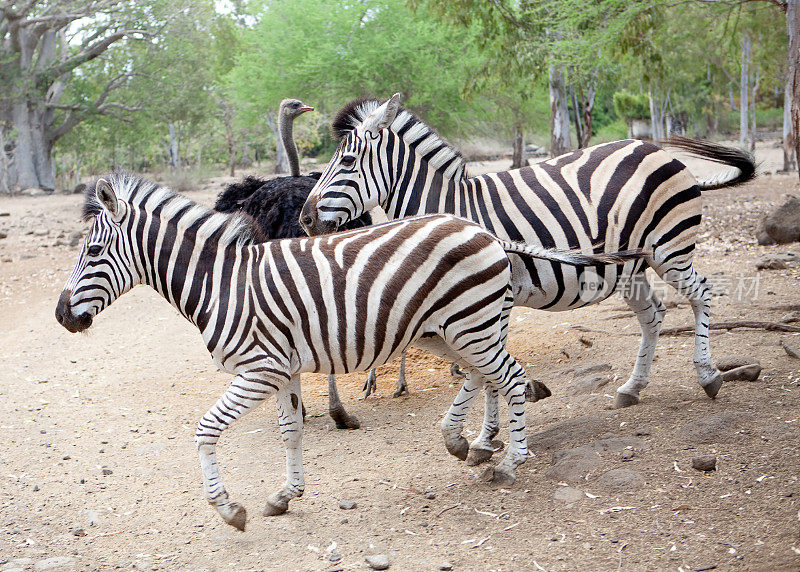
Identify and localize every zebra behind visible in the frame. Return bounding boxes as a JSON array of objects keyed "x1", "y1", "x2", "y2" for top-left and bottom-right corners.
[
  {"x1": 300, "y1": 94, "x2": 757, "y2": 408},
  {"x1": 55, "y1": 173, "x2": 641, "y2": 530}
]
